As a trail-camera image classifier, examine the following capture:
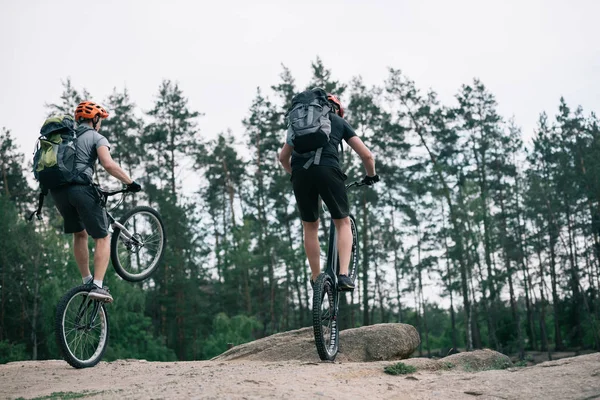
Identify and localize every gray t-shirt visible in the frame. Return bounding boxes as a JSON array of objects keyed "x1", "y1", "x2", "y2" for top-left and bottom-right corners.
[{"x1": 75, "y1": 125, "x2": 110, "y2": 182}]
